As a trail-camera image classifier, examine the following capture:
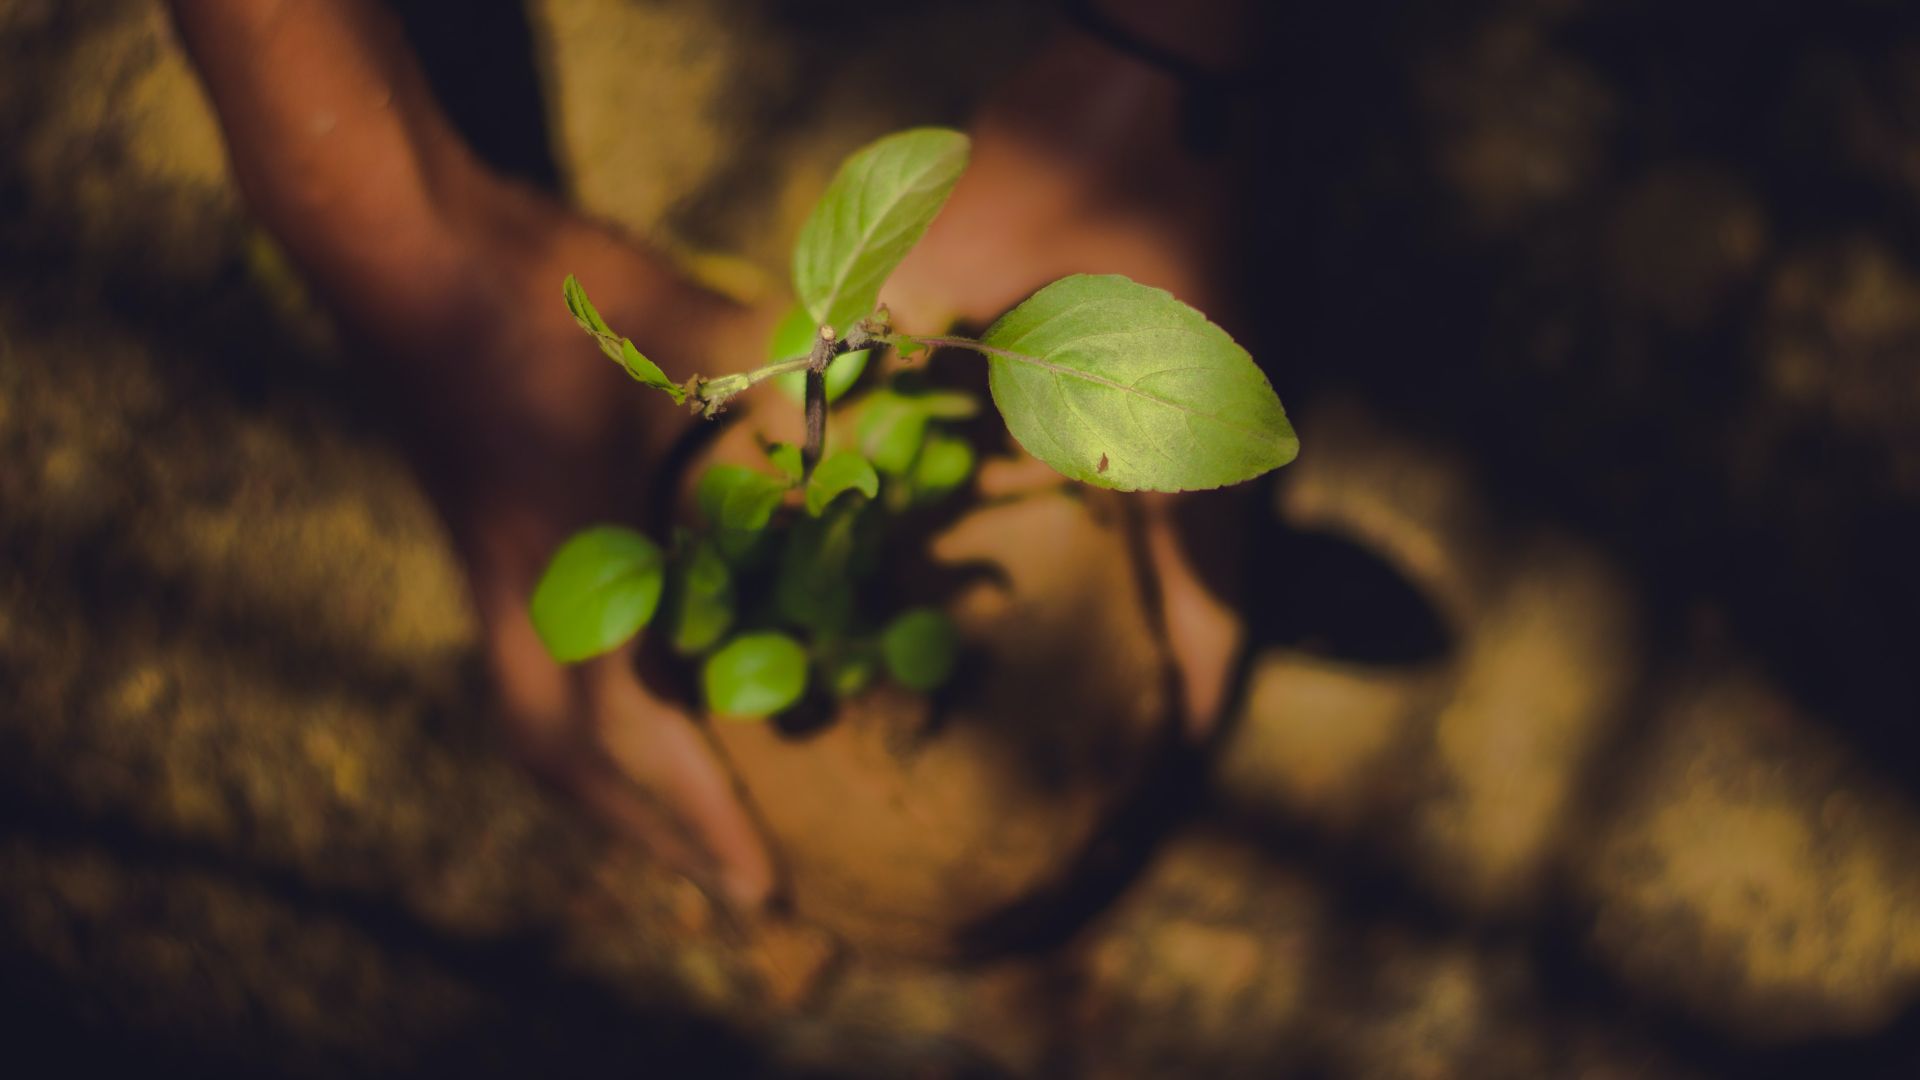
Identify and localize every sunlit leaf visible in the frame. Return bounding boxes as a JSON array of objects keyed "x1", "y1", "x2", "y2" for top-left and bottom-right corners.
[
  {"x1": 980, "y1": 274, "x2": 1297, "y2": 491},
  {"x1": 704, "y1": 632, "x2": 809, "y2": 718},
  {"x1": 563, "y1": 274, "x2": 686, "y2": 403},
  {"x1": 791, "y1": 128, "x2": 970, "y2": 332},
  {"x1": 529, "y1": 526, "x2": 665, "y2": 662},
  {"x1": 805, "y1": 451, "x2": 879, "y2": 517},
  {"x1": 881, "y1": 607, "x2": 959, "y2": 691},
  {"x1": 767, "y1": 303, "x2": 867, "y2": 403}
]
